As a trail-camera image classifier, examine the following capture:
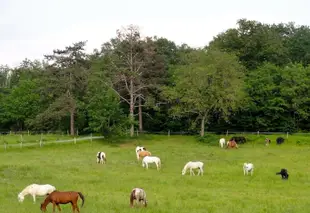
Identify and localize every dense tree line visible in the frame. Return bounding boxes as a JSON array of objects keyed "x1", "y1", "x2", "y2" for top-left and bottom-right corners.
[{"x1": 1, "y1": 19, "x2": 310, "y2": 136}]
